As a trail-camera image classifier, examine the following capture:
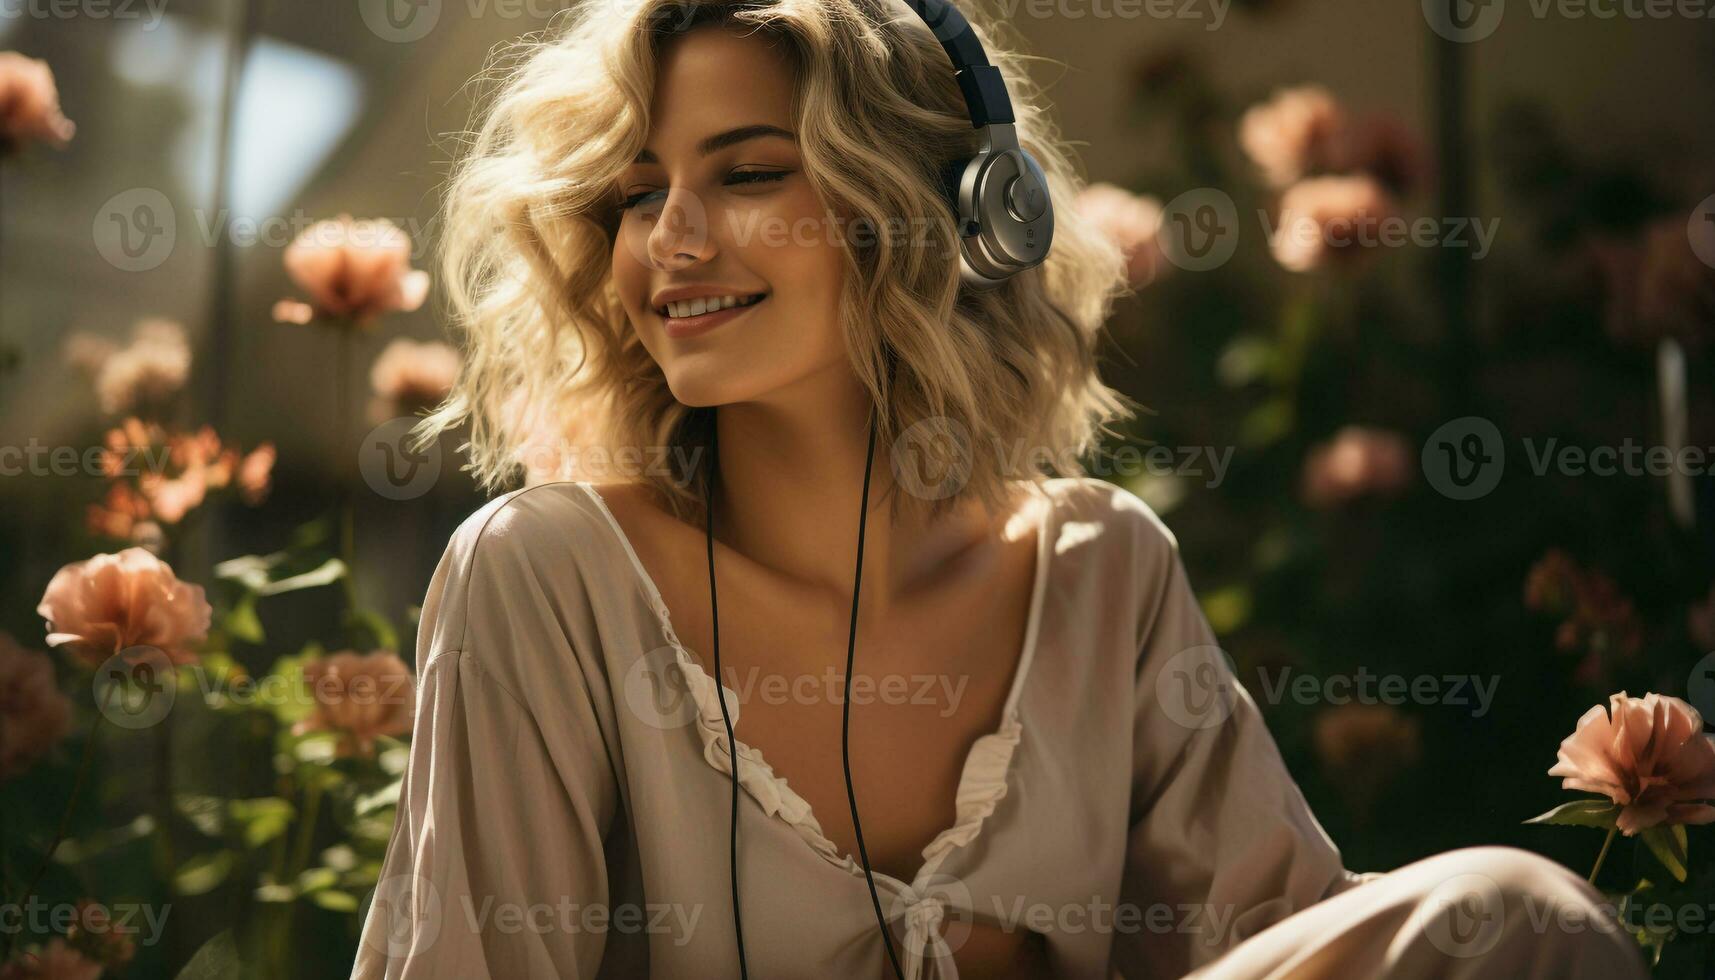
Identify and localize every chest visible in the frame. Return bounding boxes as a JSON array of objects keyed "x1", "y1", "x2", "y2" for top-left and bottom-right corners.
[{"x1": 659, "y1": 552, "x2": 1039, "y2": 887}]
